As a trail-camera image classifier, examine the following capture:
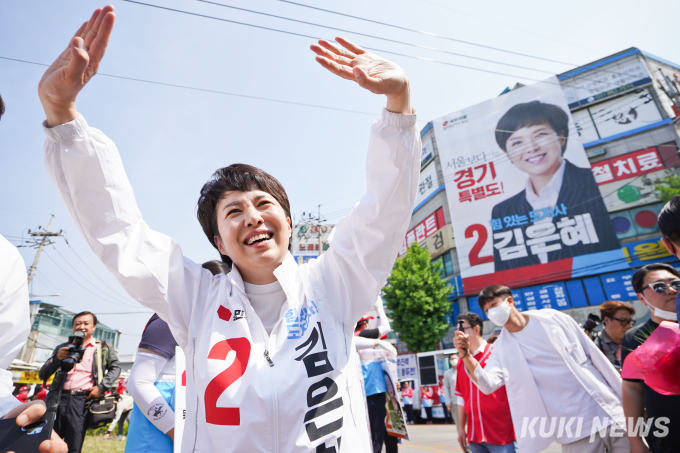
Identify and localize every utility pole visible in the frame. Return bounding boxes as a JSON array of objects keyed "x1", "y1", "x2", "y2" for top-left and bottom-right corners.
[
  {"x1": 18, "y1": 216, "x2": 64, "y2": 363},
  {"x1": 26, "y1": 215, "x2": 63, "y2": 286}
]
